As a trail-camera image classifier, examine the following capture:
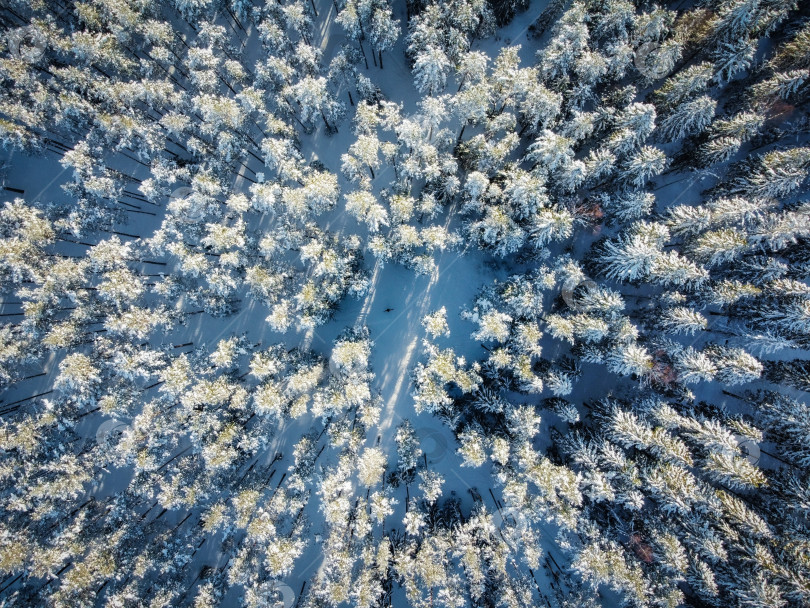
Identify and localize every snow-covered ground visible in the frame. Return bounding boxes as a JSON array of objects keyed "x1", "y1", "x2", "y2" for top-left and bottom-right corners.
[
  {"x1": 1, "y1": 1, "x2": 566, "y2": 605},
  {"x1": 4, "y1": 0, "x2": 808, "y2": 606}
]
